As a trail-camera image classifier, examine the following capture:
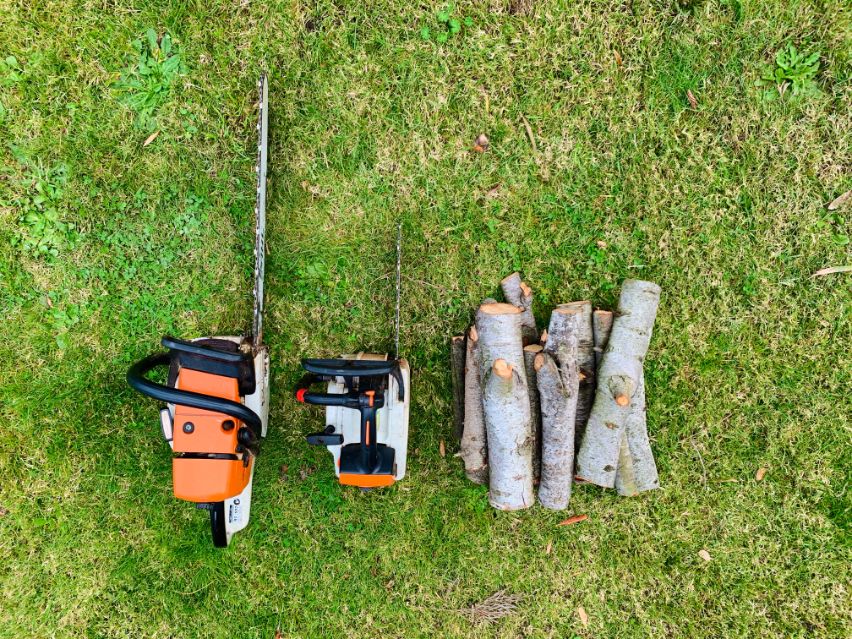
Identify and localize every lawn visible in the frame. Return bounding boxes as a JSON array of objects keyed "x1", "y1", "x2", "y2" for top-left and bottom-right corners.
[{"x1": 1, "y1": 1, "x2": 850, "y2": 637}]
